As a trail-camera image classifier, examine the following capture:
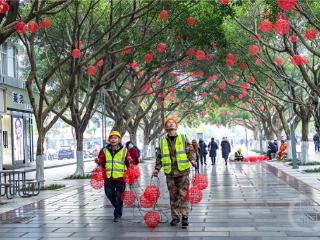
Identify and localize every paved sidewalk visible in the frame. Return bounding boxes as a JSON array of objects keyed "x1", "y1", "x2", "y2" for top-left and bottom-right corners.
[{"x1": 0, "y1": 158, "x2": 320, "y2": 239}]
